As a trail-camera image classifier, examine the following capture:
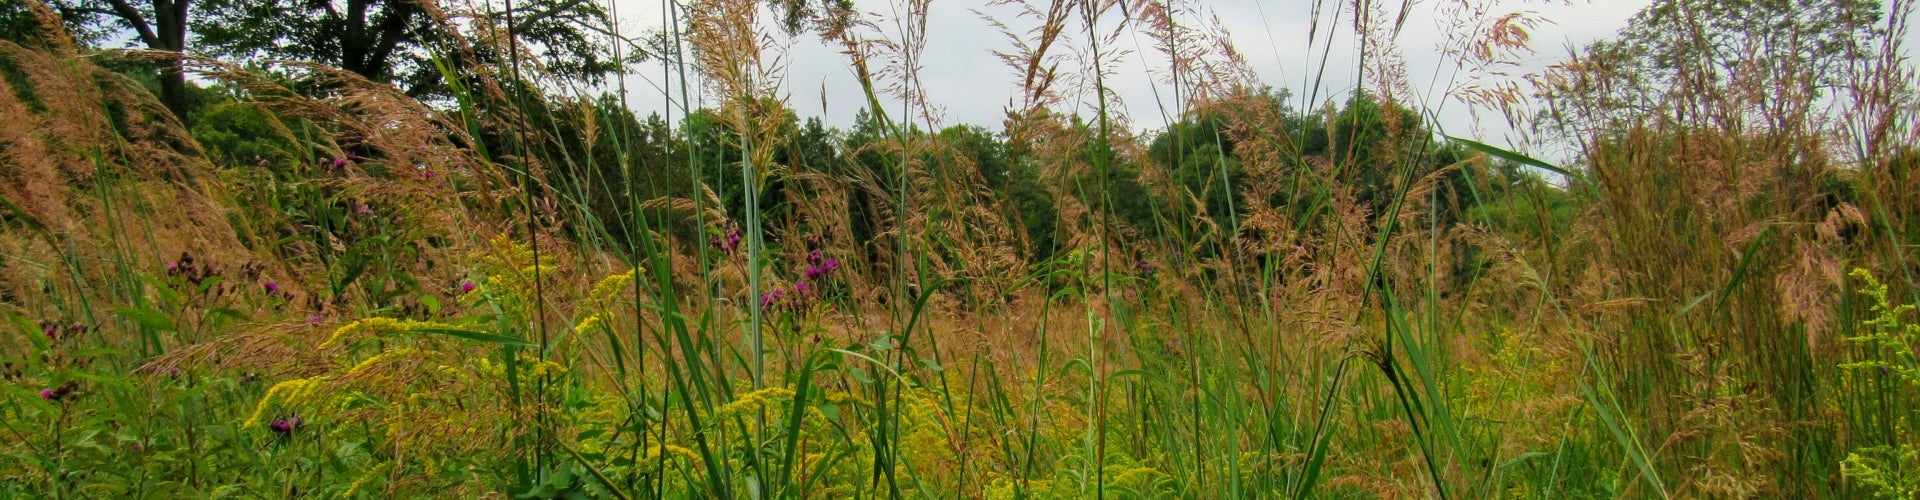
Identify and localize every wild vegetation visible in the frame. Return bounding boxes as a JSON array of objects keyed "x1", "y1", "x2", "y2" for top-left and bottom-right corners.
[{"x1": 0, "y1": 0, "x2": 1917, "y2": 497}]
